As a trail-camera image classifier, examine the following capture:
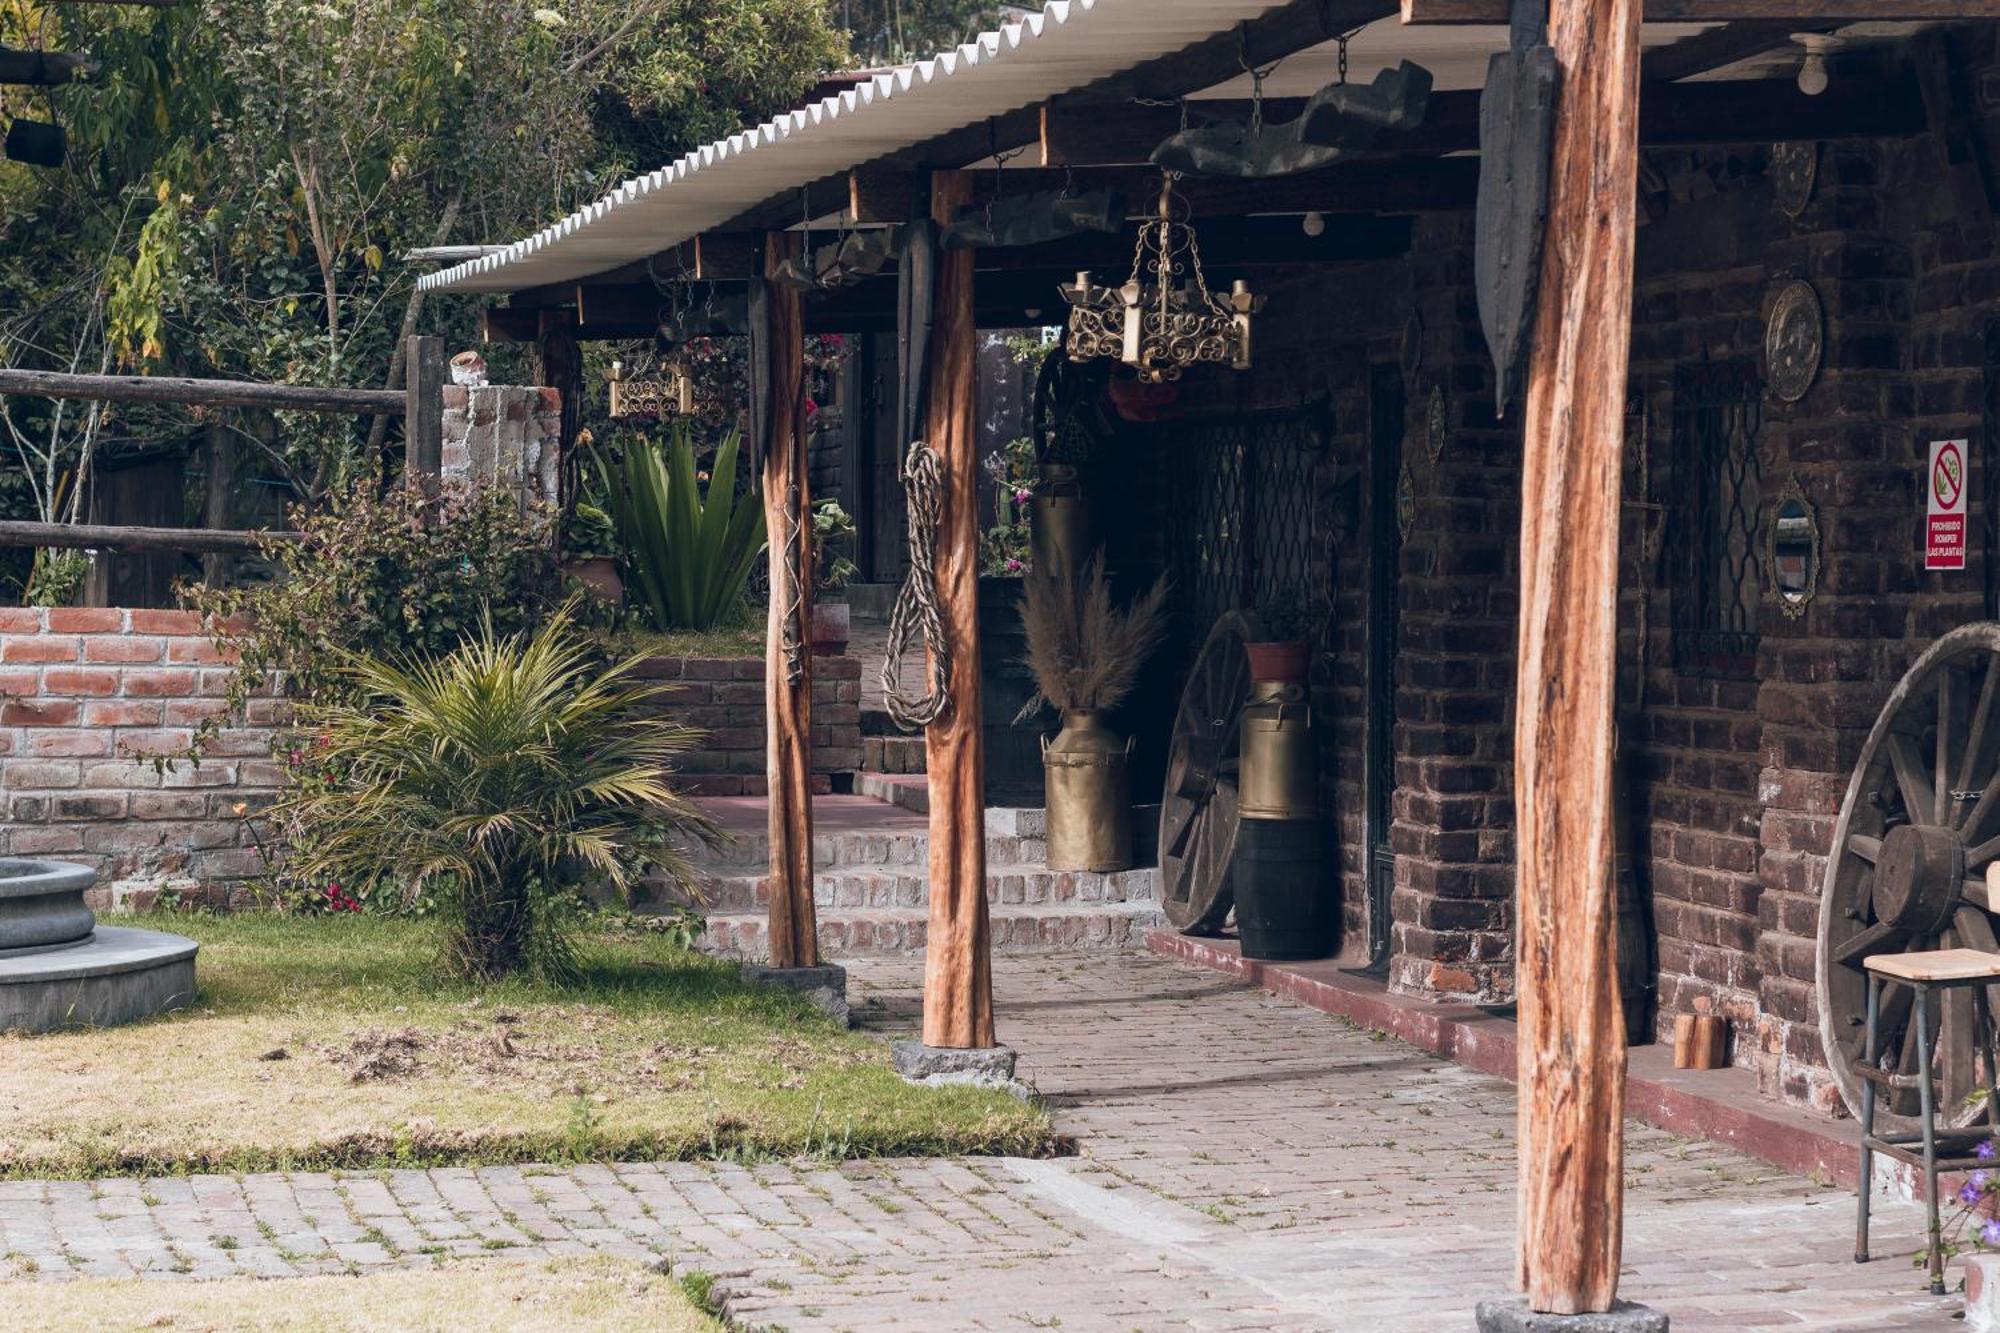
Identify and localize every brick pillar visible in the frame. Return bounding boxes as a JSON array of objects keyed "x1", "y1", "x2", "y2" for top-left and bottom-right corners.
[{"x1": 439, "y1": 384, "x2": 562, "y2": 508}]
